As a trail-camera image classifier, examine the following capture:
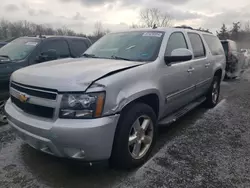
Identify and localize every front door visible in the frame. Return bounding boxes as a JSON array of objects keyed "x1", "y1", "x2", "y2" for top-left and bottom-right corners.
[{"x1": 160, "y1": 32, "x2": 196, "y2": 117}]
